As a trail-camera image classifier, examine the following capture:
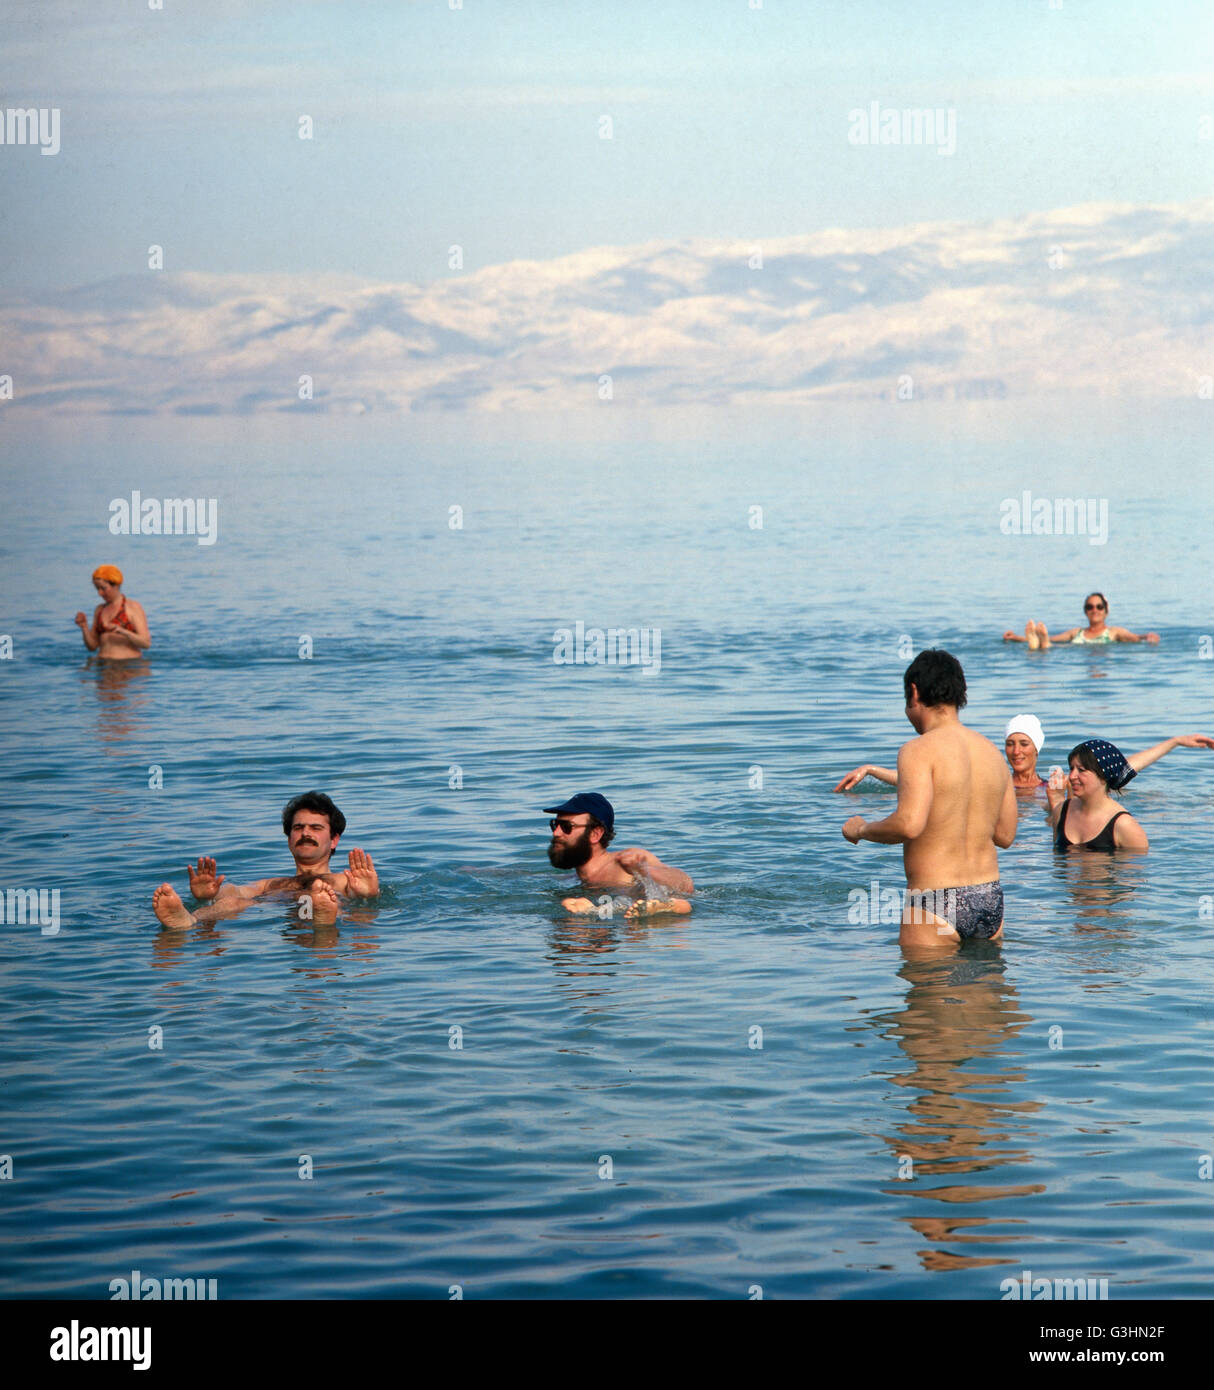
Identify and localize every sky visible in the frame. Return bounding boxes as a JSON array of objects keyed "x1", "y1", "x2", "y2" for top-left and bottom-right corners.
[{"x1": 1, "y1": 0, "x2": 1212, "y2": 293}]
